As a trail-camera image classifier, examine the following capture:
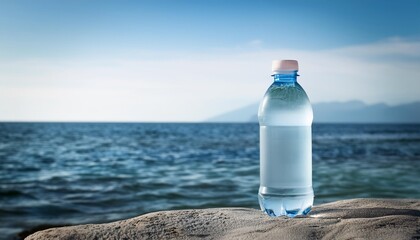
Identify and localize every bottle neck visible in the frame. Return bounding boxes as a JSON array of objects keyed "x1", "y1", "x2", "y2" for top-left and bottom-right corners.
[{"x1": 272, "y1": 71, "x2": 298, "y2": 83}]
